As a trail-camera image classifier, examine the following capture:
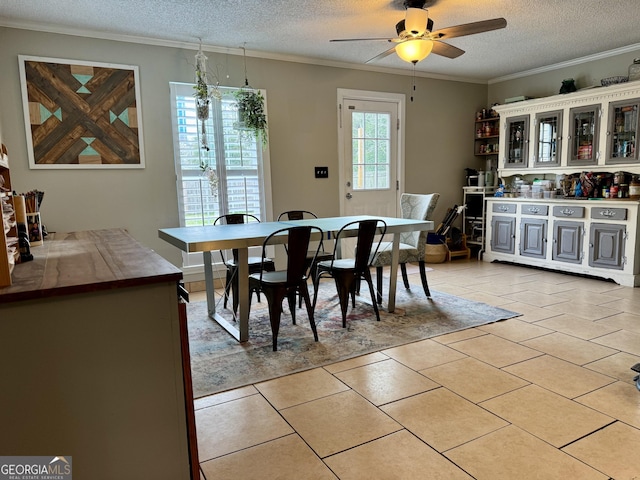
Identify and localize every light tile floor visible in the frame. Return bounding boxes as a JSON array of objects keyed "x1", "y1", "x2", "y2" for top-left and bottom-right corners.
[{"x1": 193, "y1": 259, "x2": 640, "y2": 480}]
